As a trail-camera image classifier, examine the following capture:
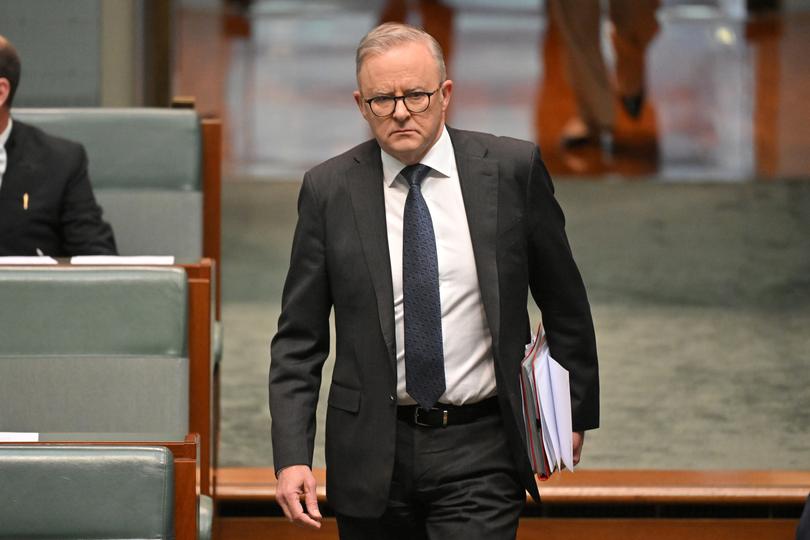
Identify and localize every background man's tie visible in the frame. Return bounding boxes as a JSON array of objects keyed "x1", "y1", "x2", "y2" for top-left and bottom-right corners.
[{"x1": 401, "y1": 163, "x2": 446, "y2": 410}]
